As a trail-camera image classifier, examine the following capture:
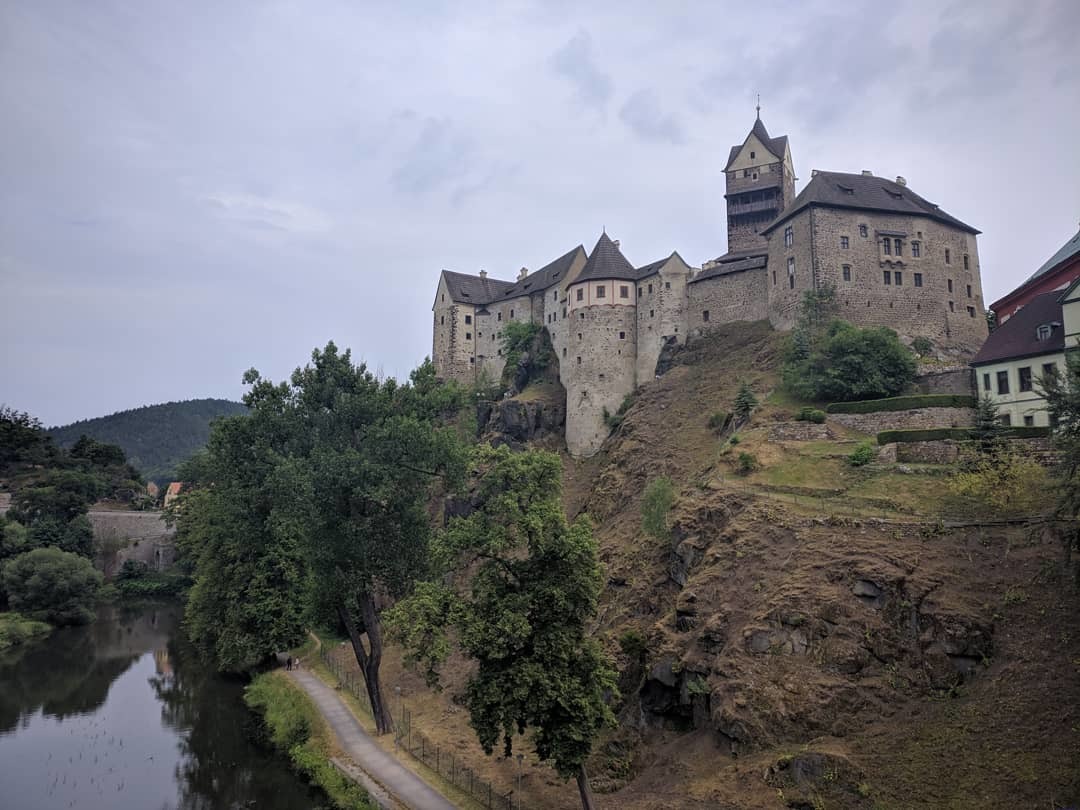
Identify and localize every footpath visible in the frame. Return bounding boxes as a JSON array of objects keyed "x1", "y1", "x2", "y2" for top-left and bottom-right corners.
[{"x1": 287, "y1": 668, "x2": 458, "y2": 810}]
